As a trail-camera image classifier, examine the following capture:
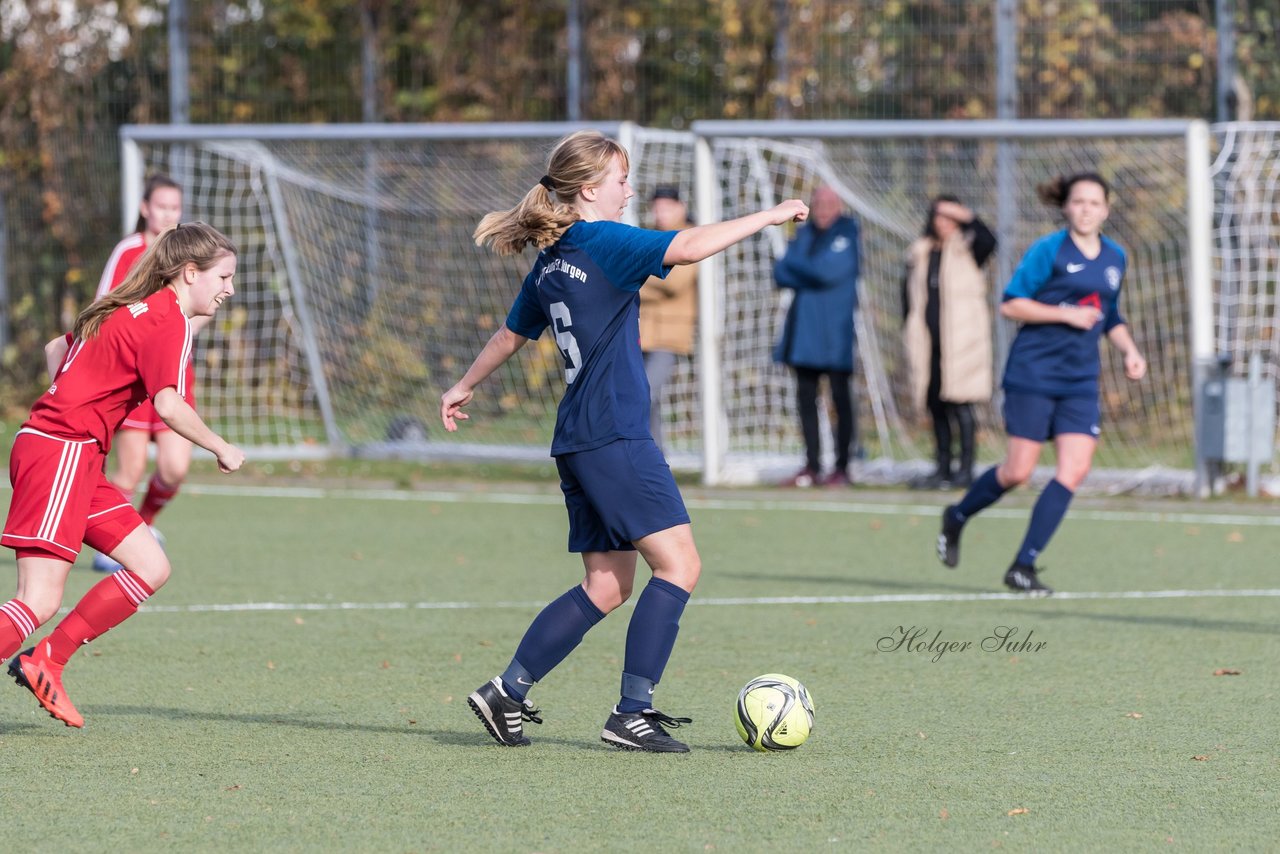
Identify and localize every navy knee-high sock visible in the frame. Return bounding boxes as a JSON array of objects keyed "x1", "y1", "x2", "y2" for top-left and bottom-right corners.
[
  {"x1": 1015, "y1": 479, "x2": 1074, "y2": 567},
  {"x1": 950, "y1": 465, "x2": 1011, "y2": 524},
  {"x1": 619, "y1": 577, "x2": 690, "y2": 713},
  {"x1": 501, "y1": 585, "x2": 604, "y2": 701}
]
